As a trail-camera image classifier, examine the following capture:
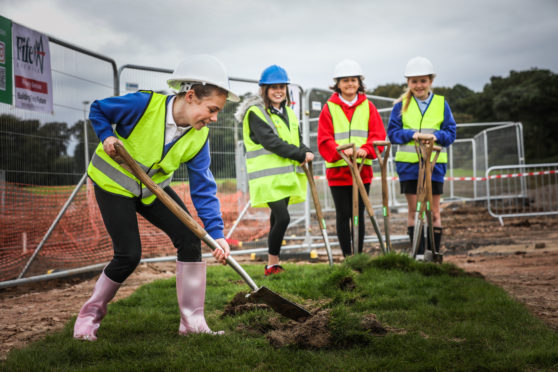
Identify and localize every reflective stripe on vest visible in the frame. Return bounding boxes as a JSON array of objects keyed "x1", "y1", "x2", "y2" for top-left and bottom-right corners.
[
  {"x1": 325, "y1": 100, "x2": 372, "y2": 168},
  {"x1": 394, "y1": 94, "x2": 448, "y2": 164},
  {"x1": 242, "y1": 105, "x2": 307, "y2": 208},
  {"x1": 87, "y1": 91, "x2": 209, "y2": 204},
  {"x1": 90, "y1": 154, "x2": 172, "y2": 198},
  {"x1": 247, "y1": 164, "x2": 304, "y2": 181}
]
